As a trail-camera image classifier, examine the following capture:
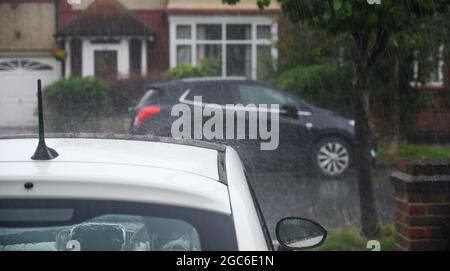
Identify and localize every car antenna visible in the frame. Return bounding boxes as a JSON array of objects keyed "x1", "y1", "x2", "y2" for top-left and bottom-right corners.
[{"x1": 31, "y1": 79, "x2": 58, "y2": 160}]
